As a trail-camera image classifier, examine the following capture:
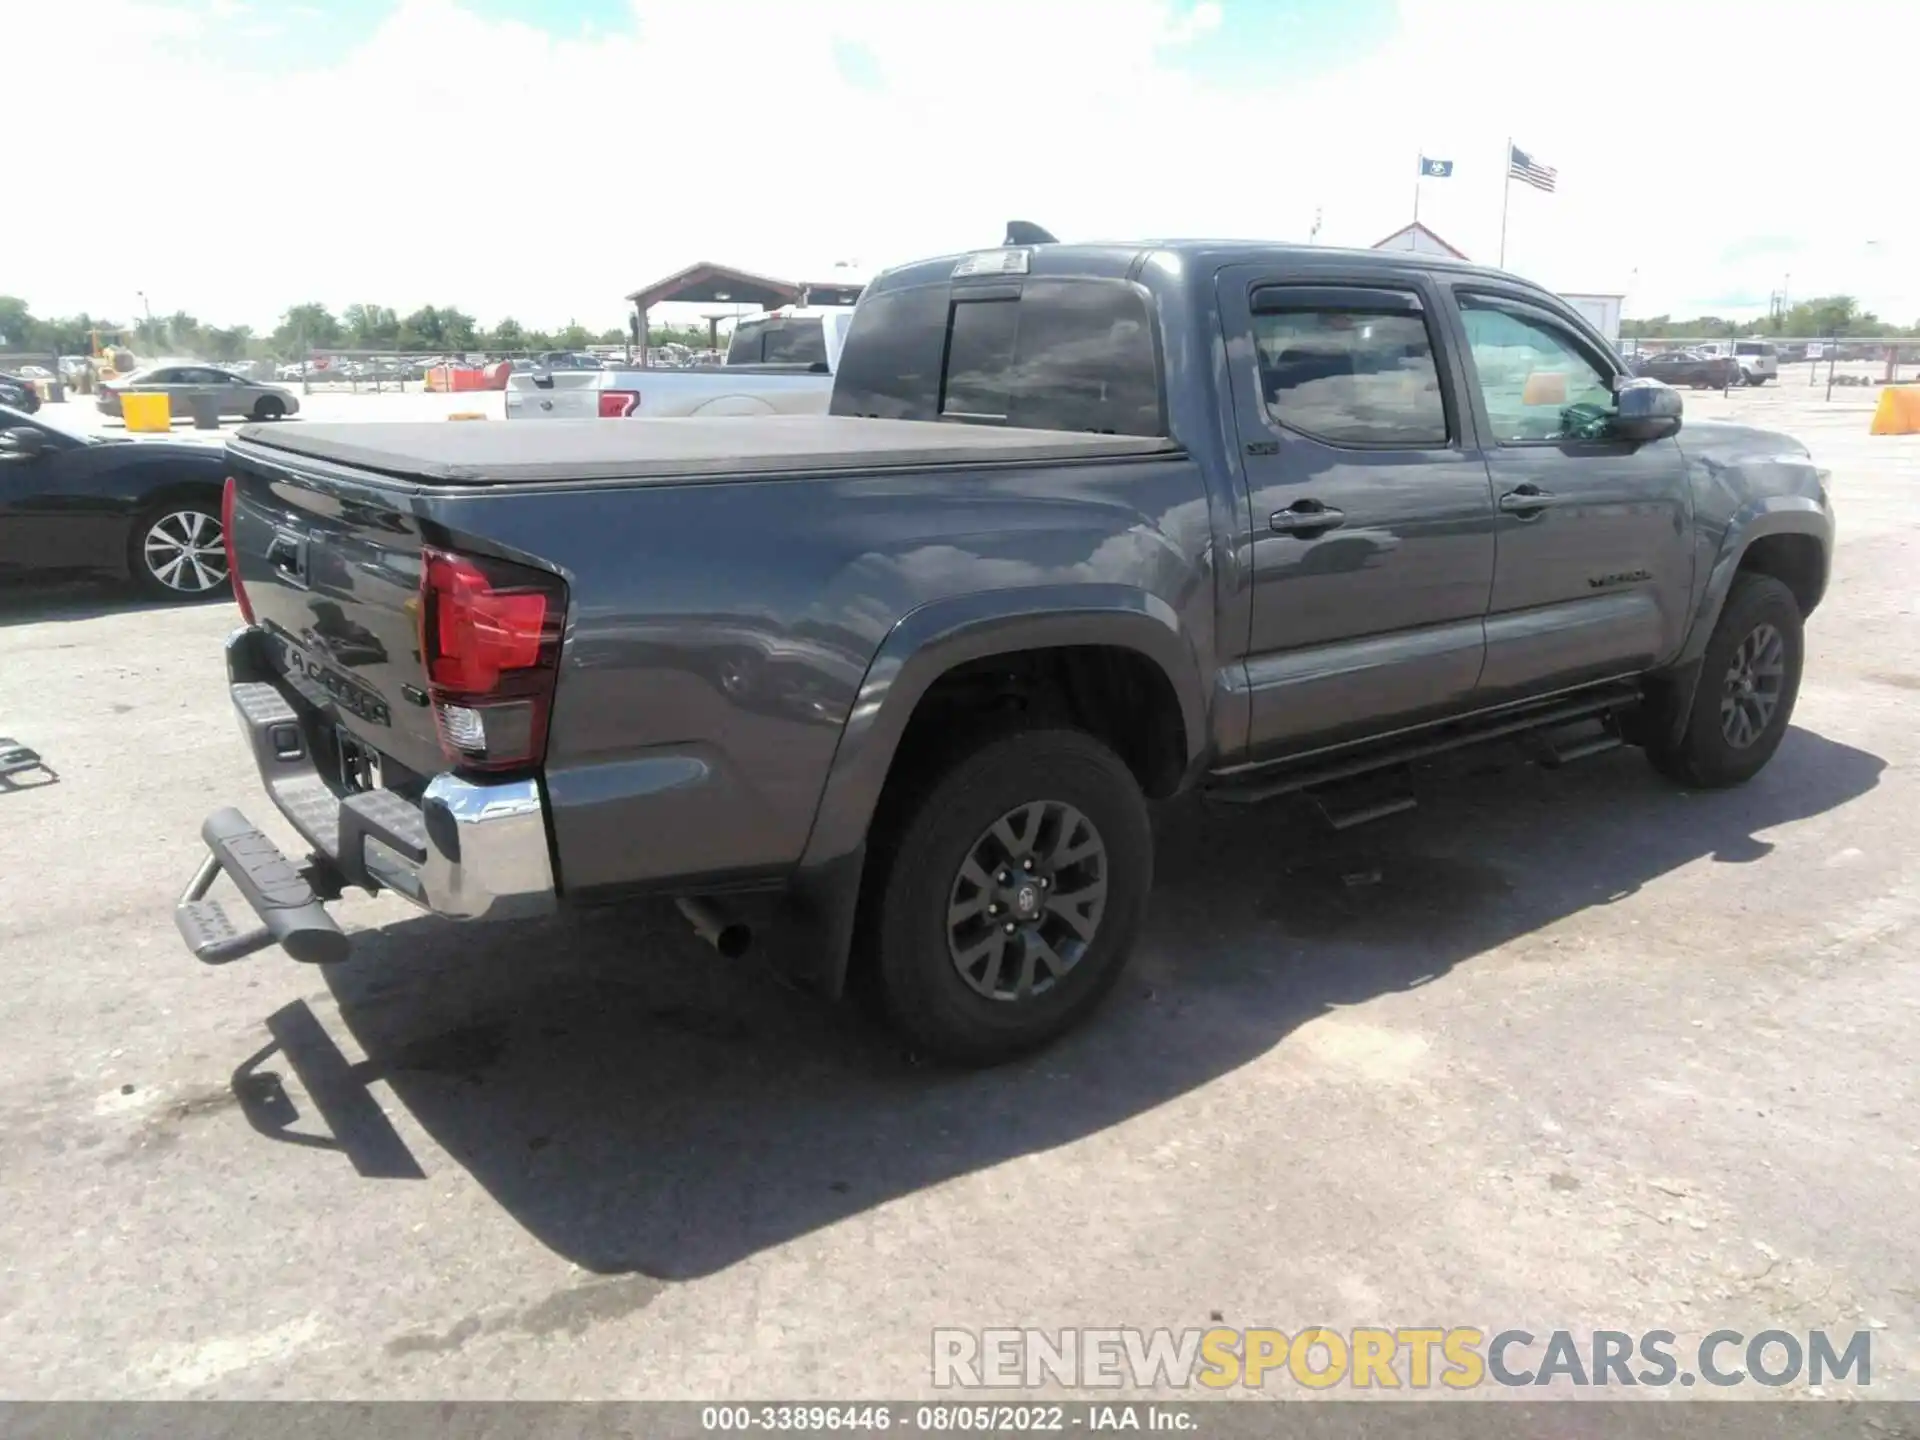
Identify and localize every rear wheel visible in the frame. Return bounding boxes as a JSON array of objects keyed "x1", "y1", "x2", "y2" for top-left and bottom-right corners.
[
  {"x1": 252, "y1": 394, "x2": 286, "y2": 421},
  {"x1": 867, "y1": 728, "x2": 1153, "y2": 1067},
  {"x1": 1643, "y1": 573, "x2": 1803, "y2": 787},
  {"x1": 131, "y1": 501, "x2": 229, "y2": 600}
]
